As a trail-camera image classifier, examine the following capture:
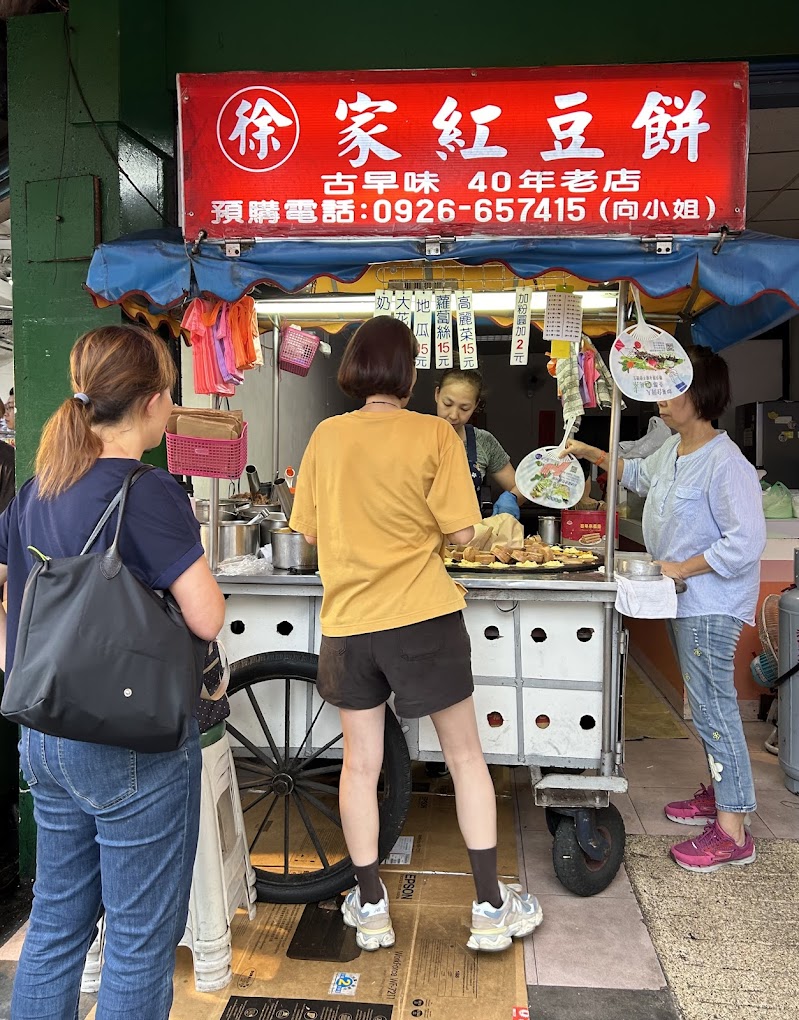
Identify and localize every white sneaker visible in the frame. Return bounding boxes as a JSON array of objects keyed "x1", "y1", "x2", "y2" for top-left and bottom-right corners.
[
  {"x1": 467, "y1": 881, "x2": 543, "y2": 952},
  {"x1": 341, "y1": 881, "x2": 395, "y2": 951}
]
